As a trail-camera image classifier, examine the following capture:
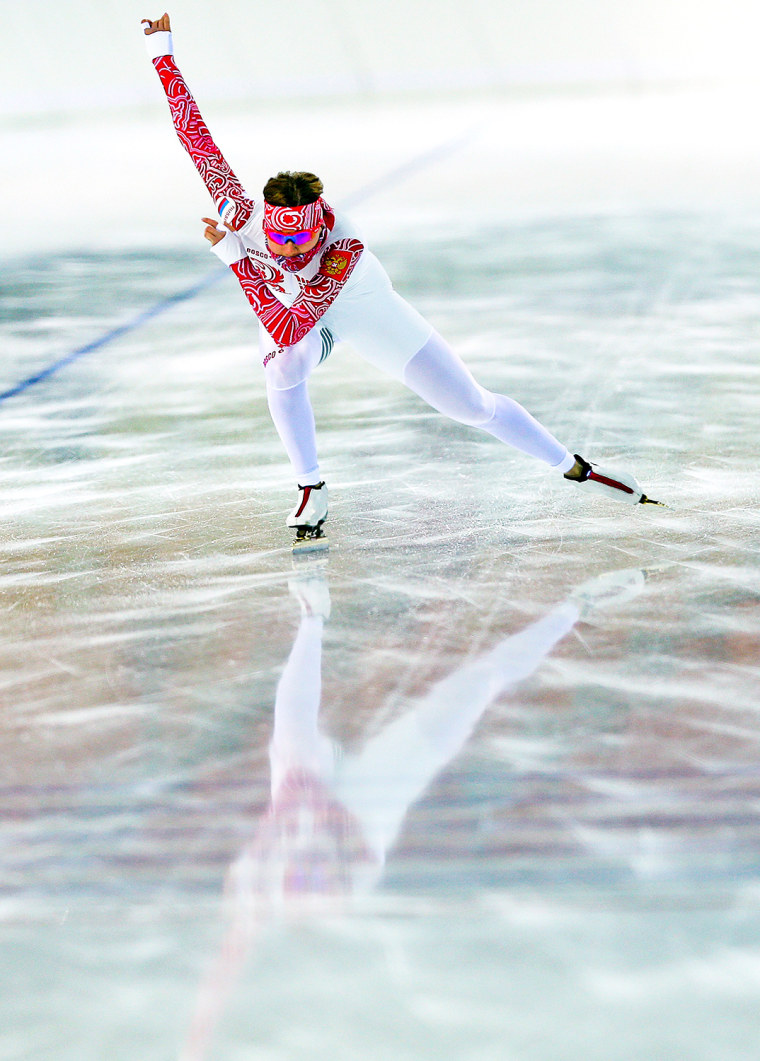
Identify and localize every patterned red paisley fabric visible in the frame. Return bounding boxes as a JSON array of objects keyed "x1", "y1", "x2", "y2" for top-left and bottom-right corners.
[
  {"x1": 264, "y1": 200, "x2": 325, "y2": 233},
  {"x1": 231, "y1": 238, "x2": 364, "y2": 347},
  {"x1": 266, "y1": 198, "x2": 332, "y2": 274},
  {"x1": 153, "y1": 55, "x2": 253, "y2": 230},
  {"x1": 152, "y1": 54, "x2": 367, "y2": 345}
]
